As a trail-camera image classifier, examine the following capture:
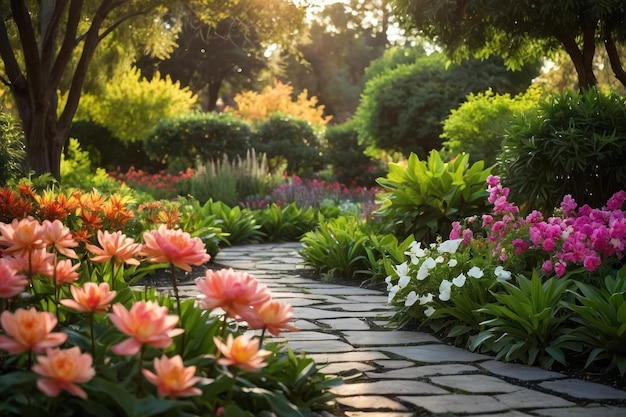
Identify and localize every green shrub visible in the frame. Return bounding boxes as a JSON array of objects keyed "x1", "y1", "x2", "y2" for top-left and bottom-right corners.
[
  {"x1": 197, "y1": 199, "x2": 263, "y2": 246},
  {"x1": 323, "y1": 122, "x2": 384, "y2": 187},
  {"x1": 254, "y1": 202, "x2": 317, "y2": 242},
  {"x1": 0, "y1": 112, "x2": 25, "y2": 185},
  {"x1": 497, "y1": 88, "x2": 626, "y2": 214},
  {"x1": 441, "y1": 87, "x2": 541, "y2": 166},
  {"x1": 144, "y1": 112, "x2": 253, "y2": 169},
  {"x1": 252, "y1": 114, "x2": 324, "y2": 176},
  {"x1": 375, "y1": 150, "x2": 491, "y2": 244}
]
